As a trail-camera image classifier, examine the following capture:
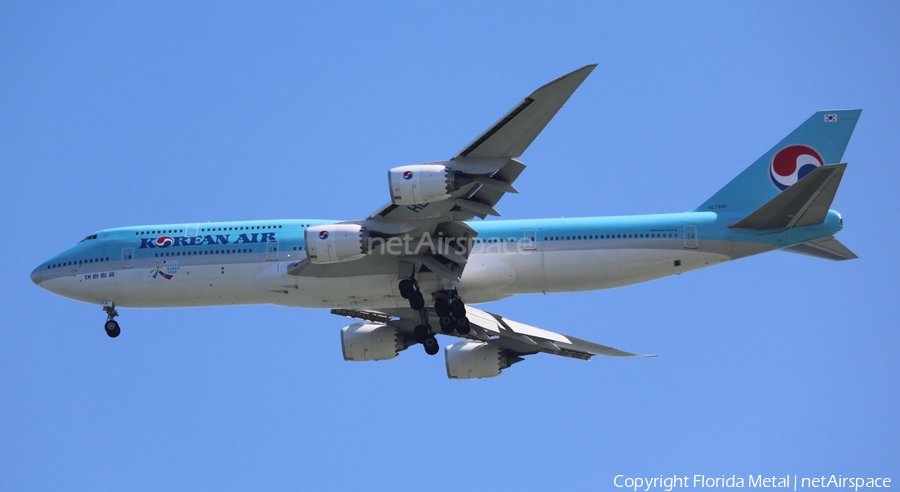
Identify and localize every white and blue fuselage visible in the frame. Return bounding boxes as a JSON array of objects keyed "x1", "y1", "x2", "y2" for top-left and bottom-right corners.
[{"x1": 31, "y1": 210, "x2": 844, "y2": 310}]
